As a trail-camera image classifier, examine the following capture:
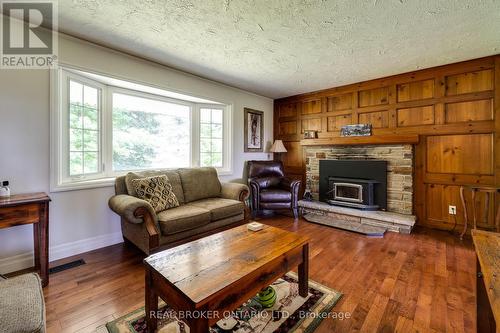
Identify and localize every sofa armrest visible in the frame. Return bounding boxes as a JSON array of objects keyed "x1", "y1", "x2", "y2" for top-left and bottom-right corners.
[
  {"x1": 221, "y1": 183, "x2": 250, "y2": 221},
  {"x1": 108, "y1": 195, "x2": 157, "y2": 225},
  {"x1": 108, "y1": 194, "x2": 160, "y2": 250},
  {"x1": 221, "y1": 182, "x2": 250, "y2": 202}
]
